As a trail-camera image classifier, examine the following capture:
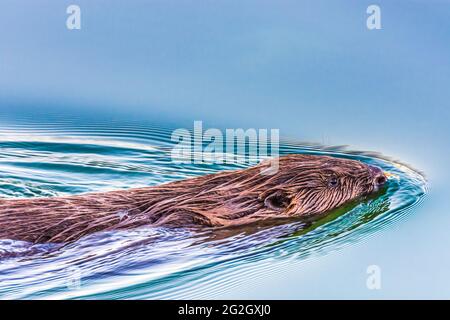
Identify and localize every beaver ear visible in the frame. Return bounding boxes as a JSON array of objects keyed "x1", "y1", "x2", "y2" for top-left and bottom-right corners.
[{"x1": 263, "y1": 190, "x2": 292, "y2": 212}]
